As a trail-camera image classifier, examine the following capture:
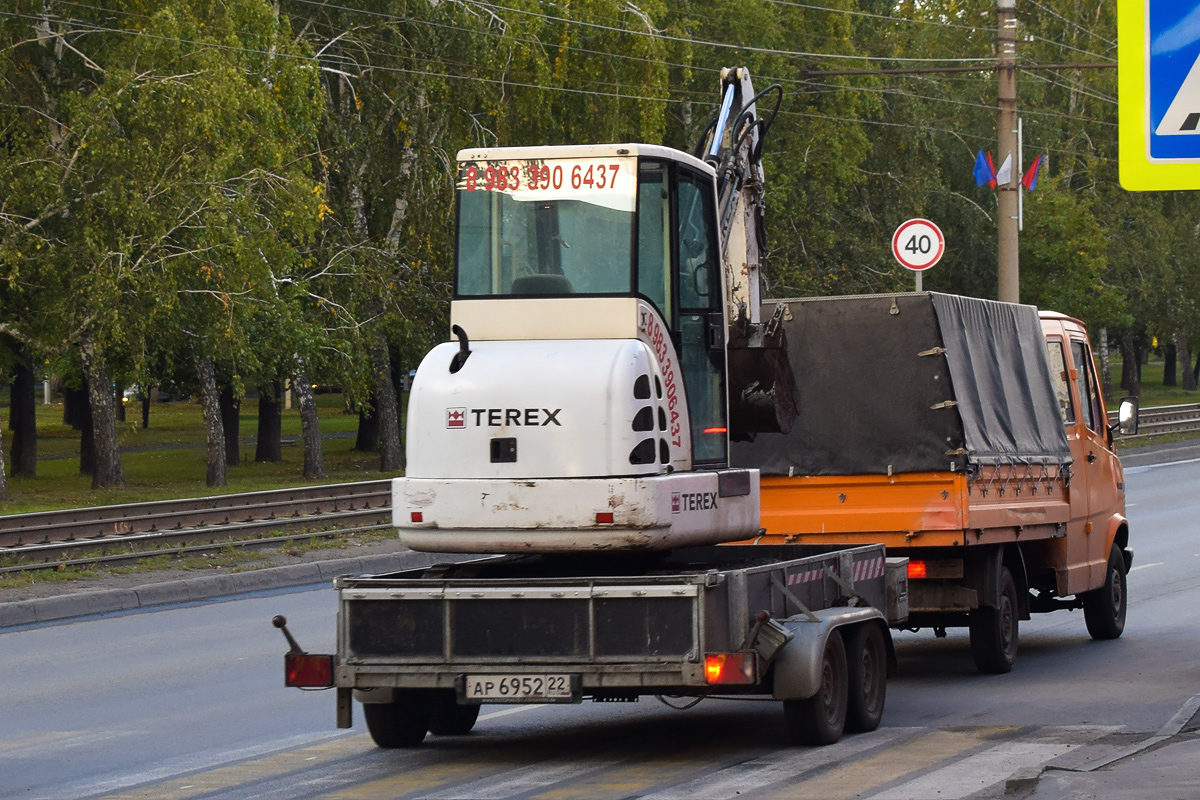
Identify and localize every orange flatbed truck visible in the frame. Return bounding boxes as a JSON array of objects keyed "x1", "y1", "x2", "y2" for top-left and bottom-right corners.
[{"x1": 731, "y1": 292, "x2": 1138, "y2": 673}]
